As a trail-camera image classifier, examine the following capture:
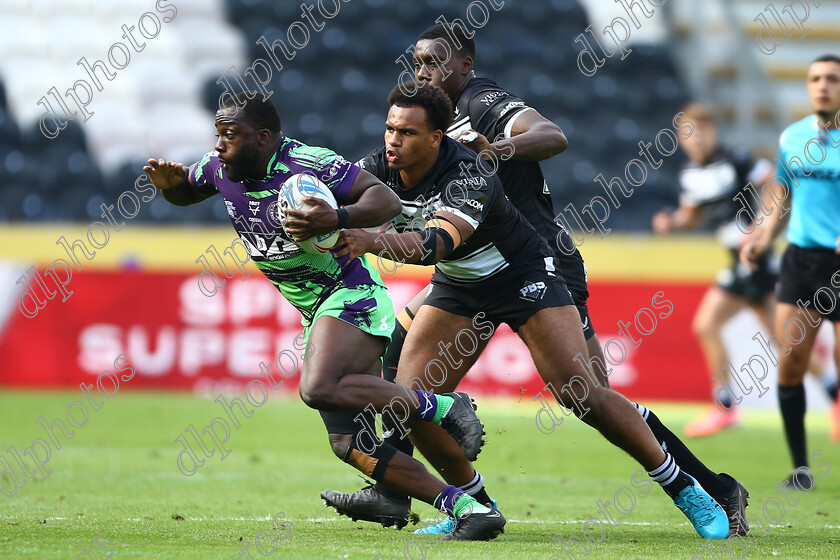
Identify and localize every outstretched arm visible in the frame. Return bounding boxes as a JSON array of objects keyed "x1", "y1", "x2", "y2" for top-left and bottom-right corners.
[
  {"x1": 143, "y1": 159, "x2": 214, "y2": 206},
  {"x1": 652, "y1": 204, "x2": 703, "y2": 233}
]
